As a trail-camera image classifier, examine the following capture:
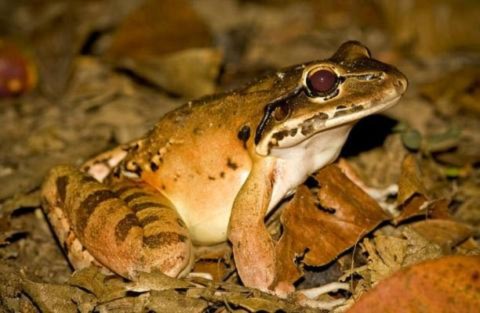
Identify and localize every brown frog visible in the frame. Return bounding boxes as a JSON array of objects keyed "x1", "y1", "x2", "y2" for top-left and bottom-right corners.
[{"x1": 42, "y1": 41, "x2": 407, "y2": 292}]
